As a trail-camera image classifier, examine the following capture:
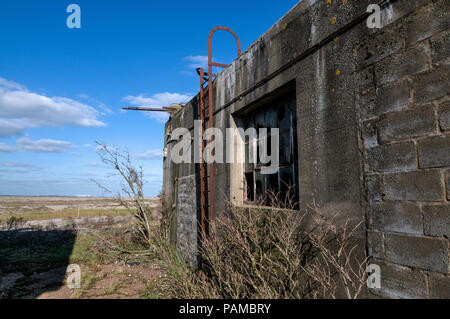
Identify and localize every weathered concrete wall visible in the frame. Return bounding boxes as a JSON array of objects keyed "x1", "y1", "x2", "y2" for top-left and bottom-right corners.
[
  {"x1": 175, "y1": 175, "x2": 199, "y2": 267},
  {"x1": 163, "y1": 0, "x2": 449, "y2": 297},
  {"x1": 357, "y1": 0, "x2": 450, "y2": 299}
]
